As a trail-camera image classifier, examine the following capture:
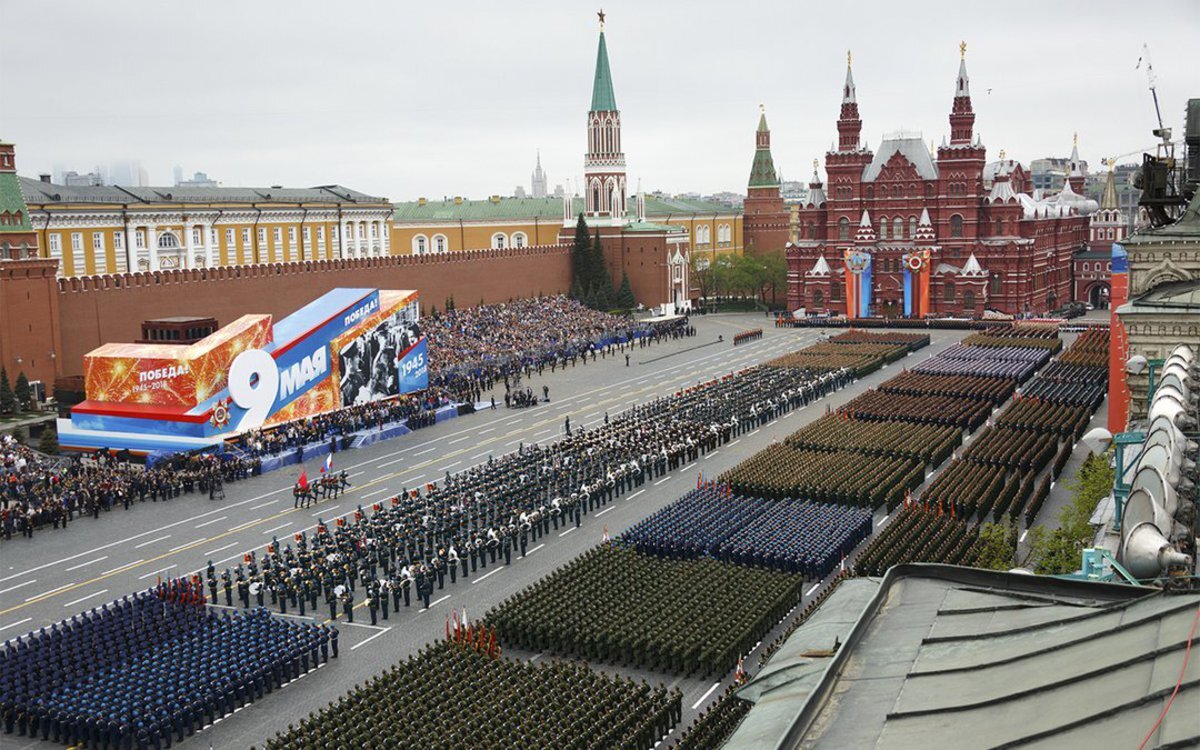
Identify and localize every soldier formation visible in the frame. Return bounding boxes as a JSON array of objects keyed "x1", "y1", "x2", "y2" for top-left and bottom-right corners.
[
  {"x1": 0, "y1": 581, "x2": 334, "y2": 750},
  {"x1": 487, "y1": 544, "x2": 804, "y2": 678},
  {"x1": 292, "y1": 471, "x2": 351, "y2": 509},
  {"x1": 259, "y1": 643, "x2": 682, "y2": 750},
  {"x1": 212, "y1": 361, "x2": 852, "y2": 630},
  {"x1": 623, "y1": 485, "x2": 871, "y2": 580}
]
